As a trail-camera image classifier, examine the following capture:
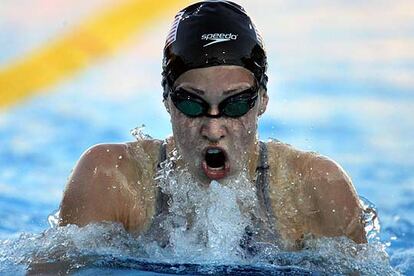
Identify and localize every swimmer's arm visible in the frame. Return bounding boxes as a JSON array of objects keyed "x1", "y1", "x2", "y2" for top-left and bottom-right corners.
[
  {"x1": 304, "y1": 156, "x2": 367, "y2": 243},
  {"x1": 59, "y1": 144, "x2": 134, "y2": 228}
]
